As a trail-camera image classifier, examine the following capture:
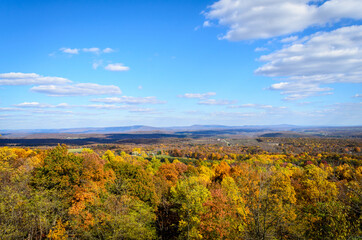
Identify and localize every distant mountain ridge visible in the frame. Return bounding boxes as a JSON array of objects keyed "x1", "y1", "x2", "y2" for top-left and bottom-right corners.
[
  {"x1": 1, "y1": 124, "x2": 361, "y2": 135},
  {"x1": 1, "y1": 125, "x2": 361, "y2": 146}
]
